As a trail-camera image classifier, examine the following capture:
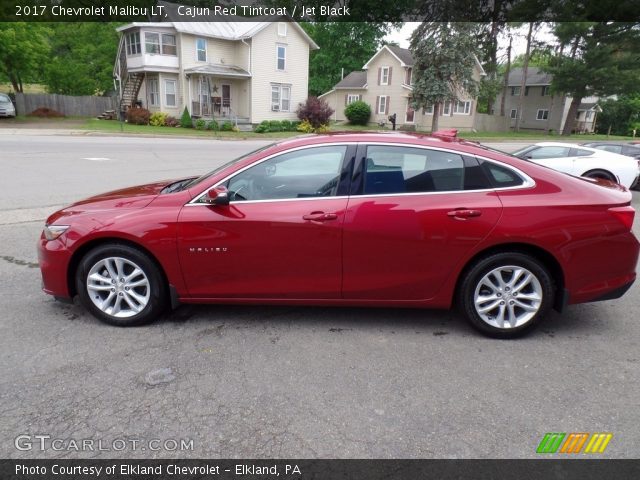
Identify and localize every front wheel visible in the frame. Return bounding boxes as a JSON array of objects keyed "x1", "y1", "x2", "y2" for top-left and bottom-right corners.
[
  {"x1": 459, "y1": 252, "x2": 555, "y2": 338},
  {"x1": 76, "y1": 244, "x2": 167, "y2": 326}
]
